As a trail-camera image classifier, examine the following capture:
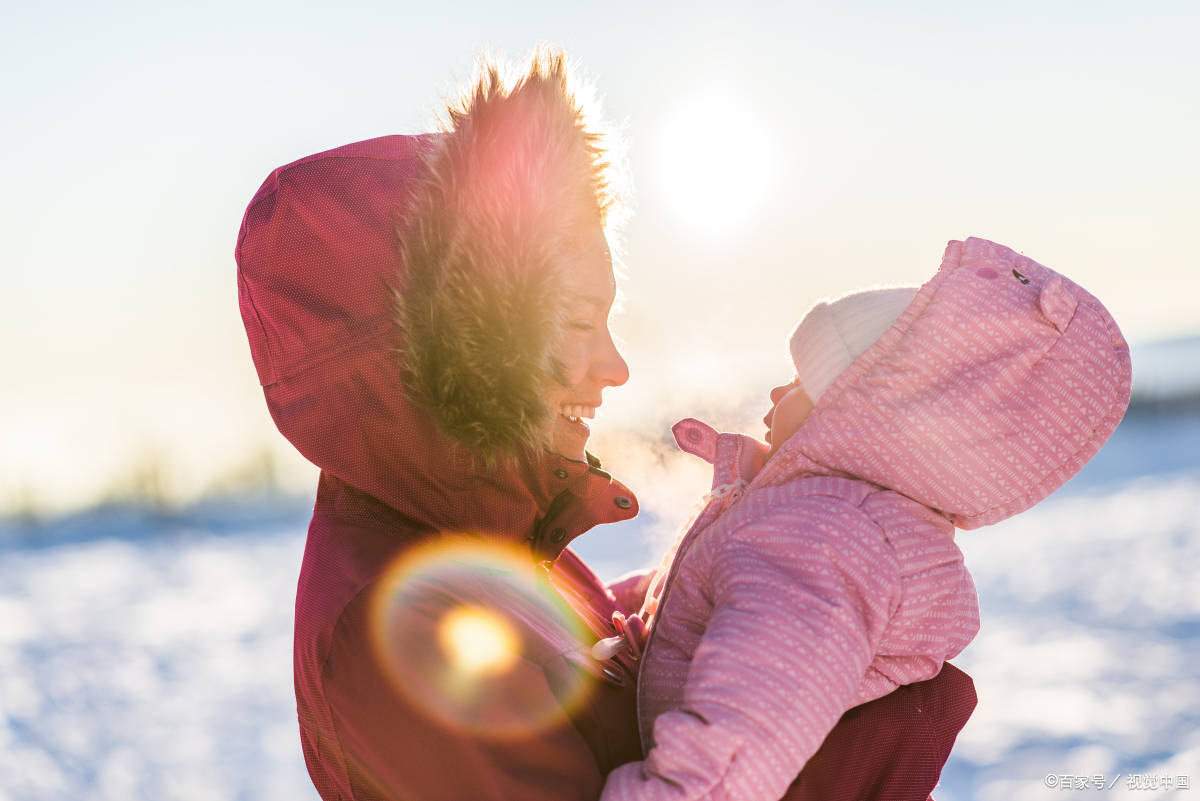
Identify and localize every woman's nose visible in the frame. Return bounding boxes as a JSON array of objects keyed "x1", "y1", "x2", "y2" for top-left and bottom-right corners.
[
  {"x1": 769, "y1": 383, "x2": 790, "y2": 404},
  {"x1": 594, "y1": 330, "x2": 630, "y2": 388}
]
